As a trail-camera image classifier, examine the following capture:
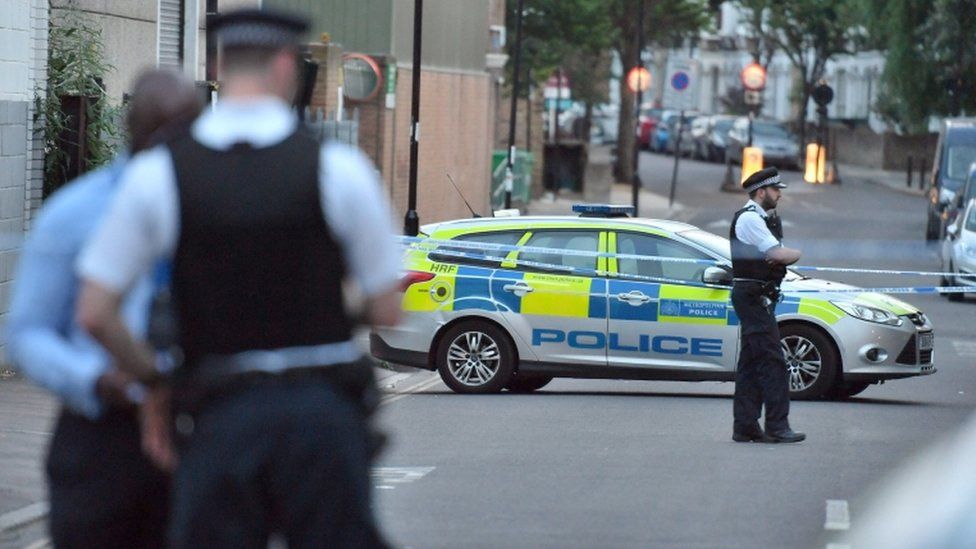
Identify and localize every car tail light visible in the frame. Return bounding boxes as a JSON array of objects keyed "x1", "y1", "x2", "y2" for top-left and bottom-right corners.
[{"x1": 399, "y1": 271, "x2": 435, "y2": 291}]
